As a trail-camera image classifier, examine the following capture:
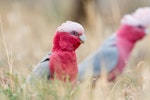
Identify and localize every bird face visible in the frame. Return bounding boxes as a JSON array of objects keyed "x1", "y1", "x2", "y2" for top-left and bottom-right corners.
[
  {"x1": 129, "y1": 25, "x2": 146, "y2": 41},
  {"x1": 120, "y1": 7, "x2": 150, "y2": 42},
  {"x1": 52, "y1": 21, "x2": 86, "y2": 51},
  {"x1": 58, "y1": 31, "x2": 85, "y2": 51}
]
